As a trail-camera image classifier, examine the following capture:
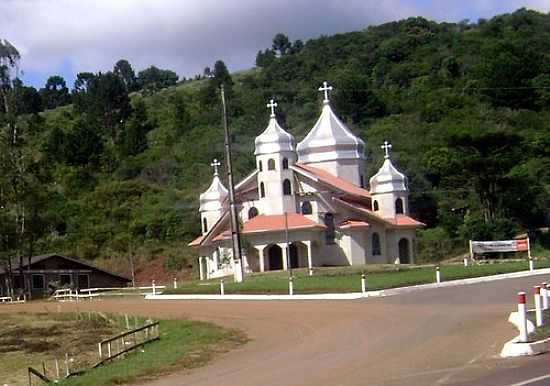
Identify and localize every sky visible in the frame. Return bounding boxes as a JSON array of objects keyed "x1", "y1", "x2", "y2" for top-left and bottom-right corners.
[{"x1": 1, "y1": 0, "x2": 549, "y2": 89}]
